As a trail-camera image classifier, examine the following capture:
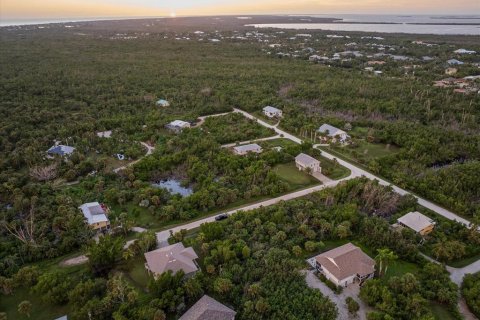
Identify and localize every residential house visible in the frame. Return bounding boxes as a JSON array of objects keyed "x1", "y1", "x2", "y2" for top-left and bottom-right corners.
[
  {"x1": 179, "y1": 295, "x2": 236, "y2": 320},
  {"x1": 317, "y1": 124, "x2": 349, "y2": 142},
  {"x1": 445, "y1": 68, "x2": 458, "y2": 75},
  {"x1": 314, "y1": 243, "x2": 375, "y2": 287},
  {"x1": 367, "y1": 60, "x2": 386, "y2": 65},
  {"x1": 156, "y1": 99, "x2": 170, "y2": 107},
  {"x1": 397, "y1": 211, "x2": 435, "y2": 235},
  {"x1": 144, "y1": 243, "x2": 199, "y2": 278},
  {"x1": 233, "y1": 143, "x2": 262, "y2": 155},
  {"x1": 263, "y1": 106, "x2": 283, "y2": 118},
  {"x1": 447, "y1": 59, "x2": 464, "y2": 66},
  {"x1": 295, "y1": 153, "x2": 321, "y2": 173},
  {"x1": 79, "y1": 202, "x2": 110, "y2": 232},
  {"x1": 454, "y1": 49, "x2": 476, "y2": 55},
  {"x1": 166, "y1": 120, "x2": 191, "y2": 133},
  {"x1": 47, "y1": 144, "x2": 75, "y2": 157},
  {"x1": 96, "y1": 130, "x2": 112, "y2": 138}
]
